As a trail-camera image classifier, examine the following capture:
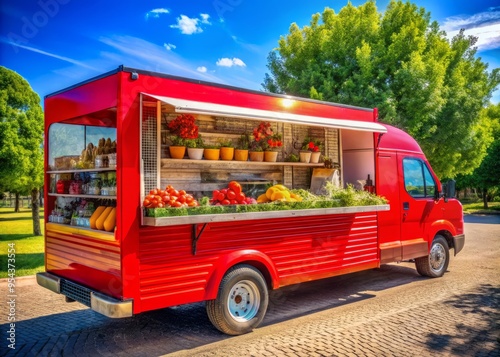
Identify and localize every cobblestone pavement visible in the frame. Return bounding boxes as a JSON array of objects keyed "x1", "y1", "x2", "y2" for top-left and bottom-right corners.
[{"x1": 1, "y1": 216, "x2": 499, "y2": 356}]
